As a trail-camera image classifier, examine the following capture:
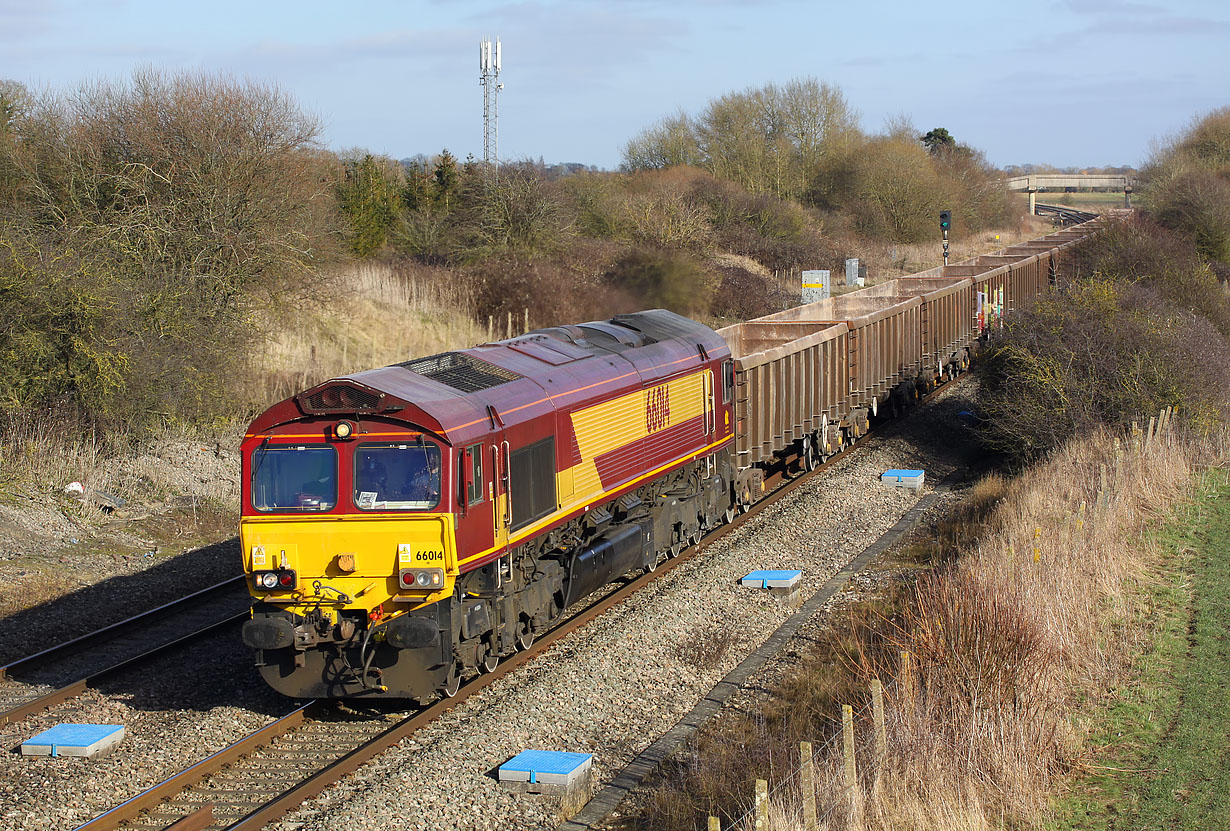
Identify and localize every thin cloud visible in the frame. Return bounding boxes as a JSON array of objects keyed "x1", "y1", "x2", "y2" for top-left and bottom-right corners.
[
  {"x1": 1057, "y1": 0, "x2": 1163, "y2": 14},
  {"x1": 1078, "y1": 14, "x2": 1230, "y2": 34}
]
